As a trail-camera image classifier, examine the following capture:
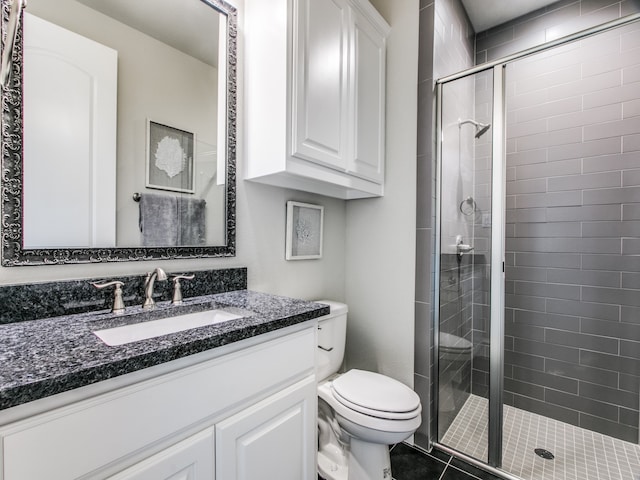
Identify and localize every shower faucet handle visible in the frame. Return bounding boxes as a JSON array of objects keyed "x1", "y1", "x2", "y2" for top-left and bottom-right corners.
[
  {"x1": 457, "y1": 243, "x2": 474, "y2": 254},
  {"x1": 455, "y1": 235, "x2": 474, "y2": 258}
]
